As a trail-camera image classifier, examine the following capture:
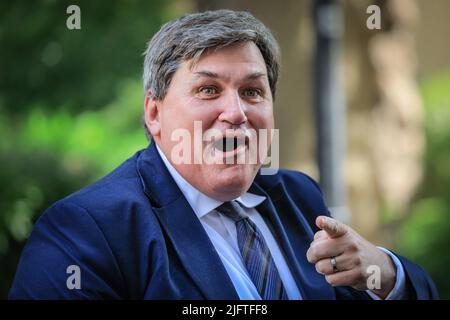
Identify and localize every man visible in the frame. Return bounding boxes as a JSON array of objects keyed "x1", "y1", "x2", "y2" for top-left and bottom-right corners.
[{"x1": 9, "y1": 10, "x2": 437, "y2": 299}]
